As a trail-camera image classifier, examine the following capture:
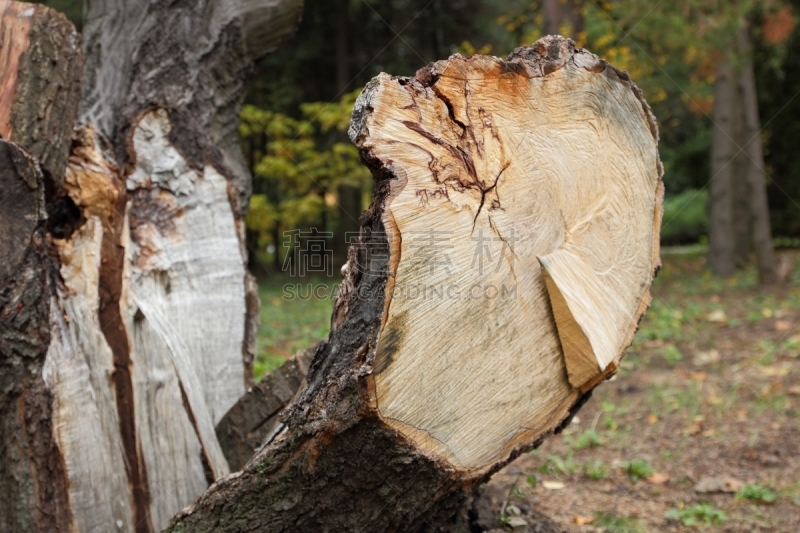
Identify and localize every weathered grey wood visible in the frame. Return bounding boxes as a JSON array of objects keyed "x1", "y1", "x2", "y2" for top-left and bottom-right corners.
[{"x1": 168, "y1": 36, "x2": 662, "y2": 532}]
